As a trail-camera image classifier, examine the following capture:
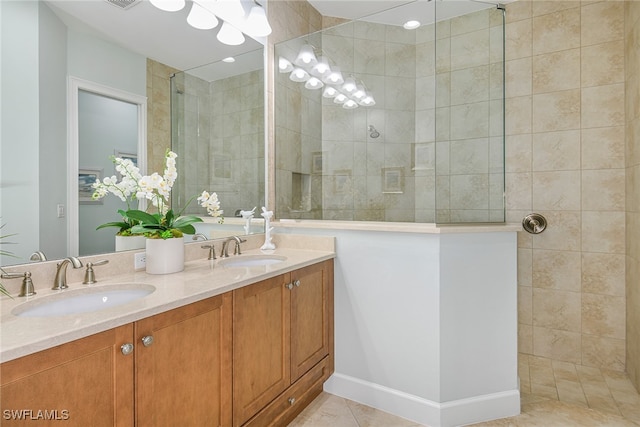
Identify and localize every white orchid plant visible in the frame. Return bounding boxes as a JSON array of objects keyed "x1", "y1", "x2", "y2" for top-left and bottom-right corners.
[{"x1": 92, "y1": 149, "x2": 223, "y2": 239}]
